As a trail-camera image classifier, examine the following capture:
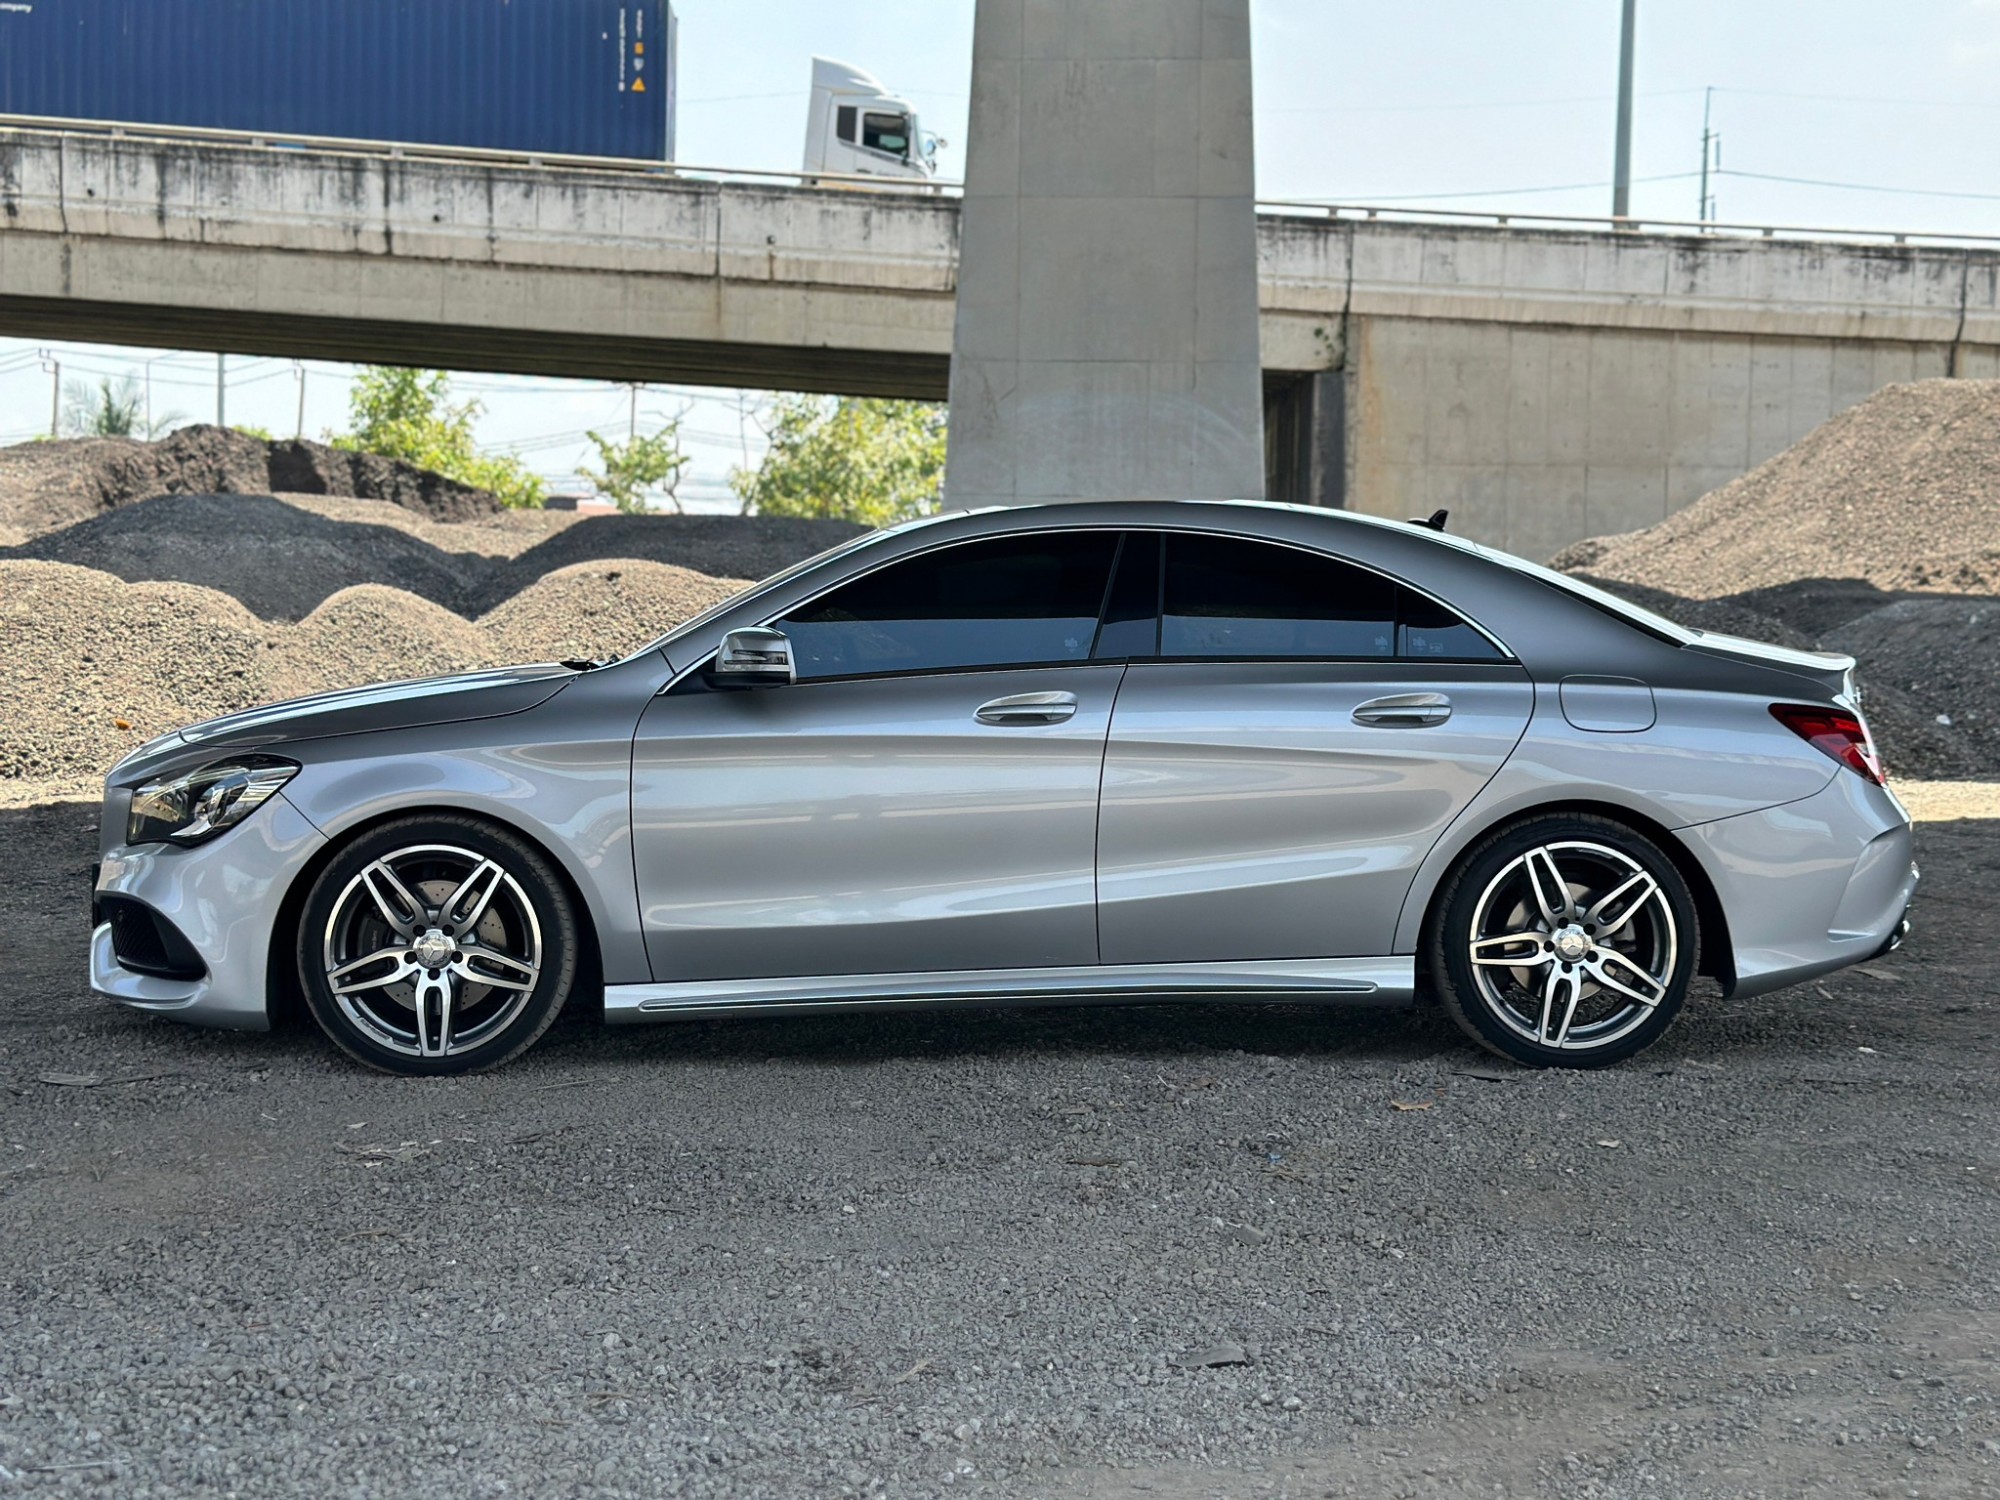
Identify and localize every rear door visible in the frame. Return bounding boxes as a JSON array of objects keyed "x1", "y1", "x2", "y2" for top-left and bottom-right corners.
[{"x1": 1094, "y1": 533, "x2": 1534, "y2": 964}]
